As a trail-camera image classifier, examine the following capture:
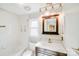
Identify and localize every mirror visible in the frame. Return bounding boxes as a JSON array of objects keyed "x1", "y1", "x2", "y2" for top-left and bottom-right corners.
[{"x1": 42, "y1": 14, "x2": 59, "y2": 35}]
